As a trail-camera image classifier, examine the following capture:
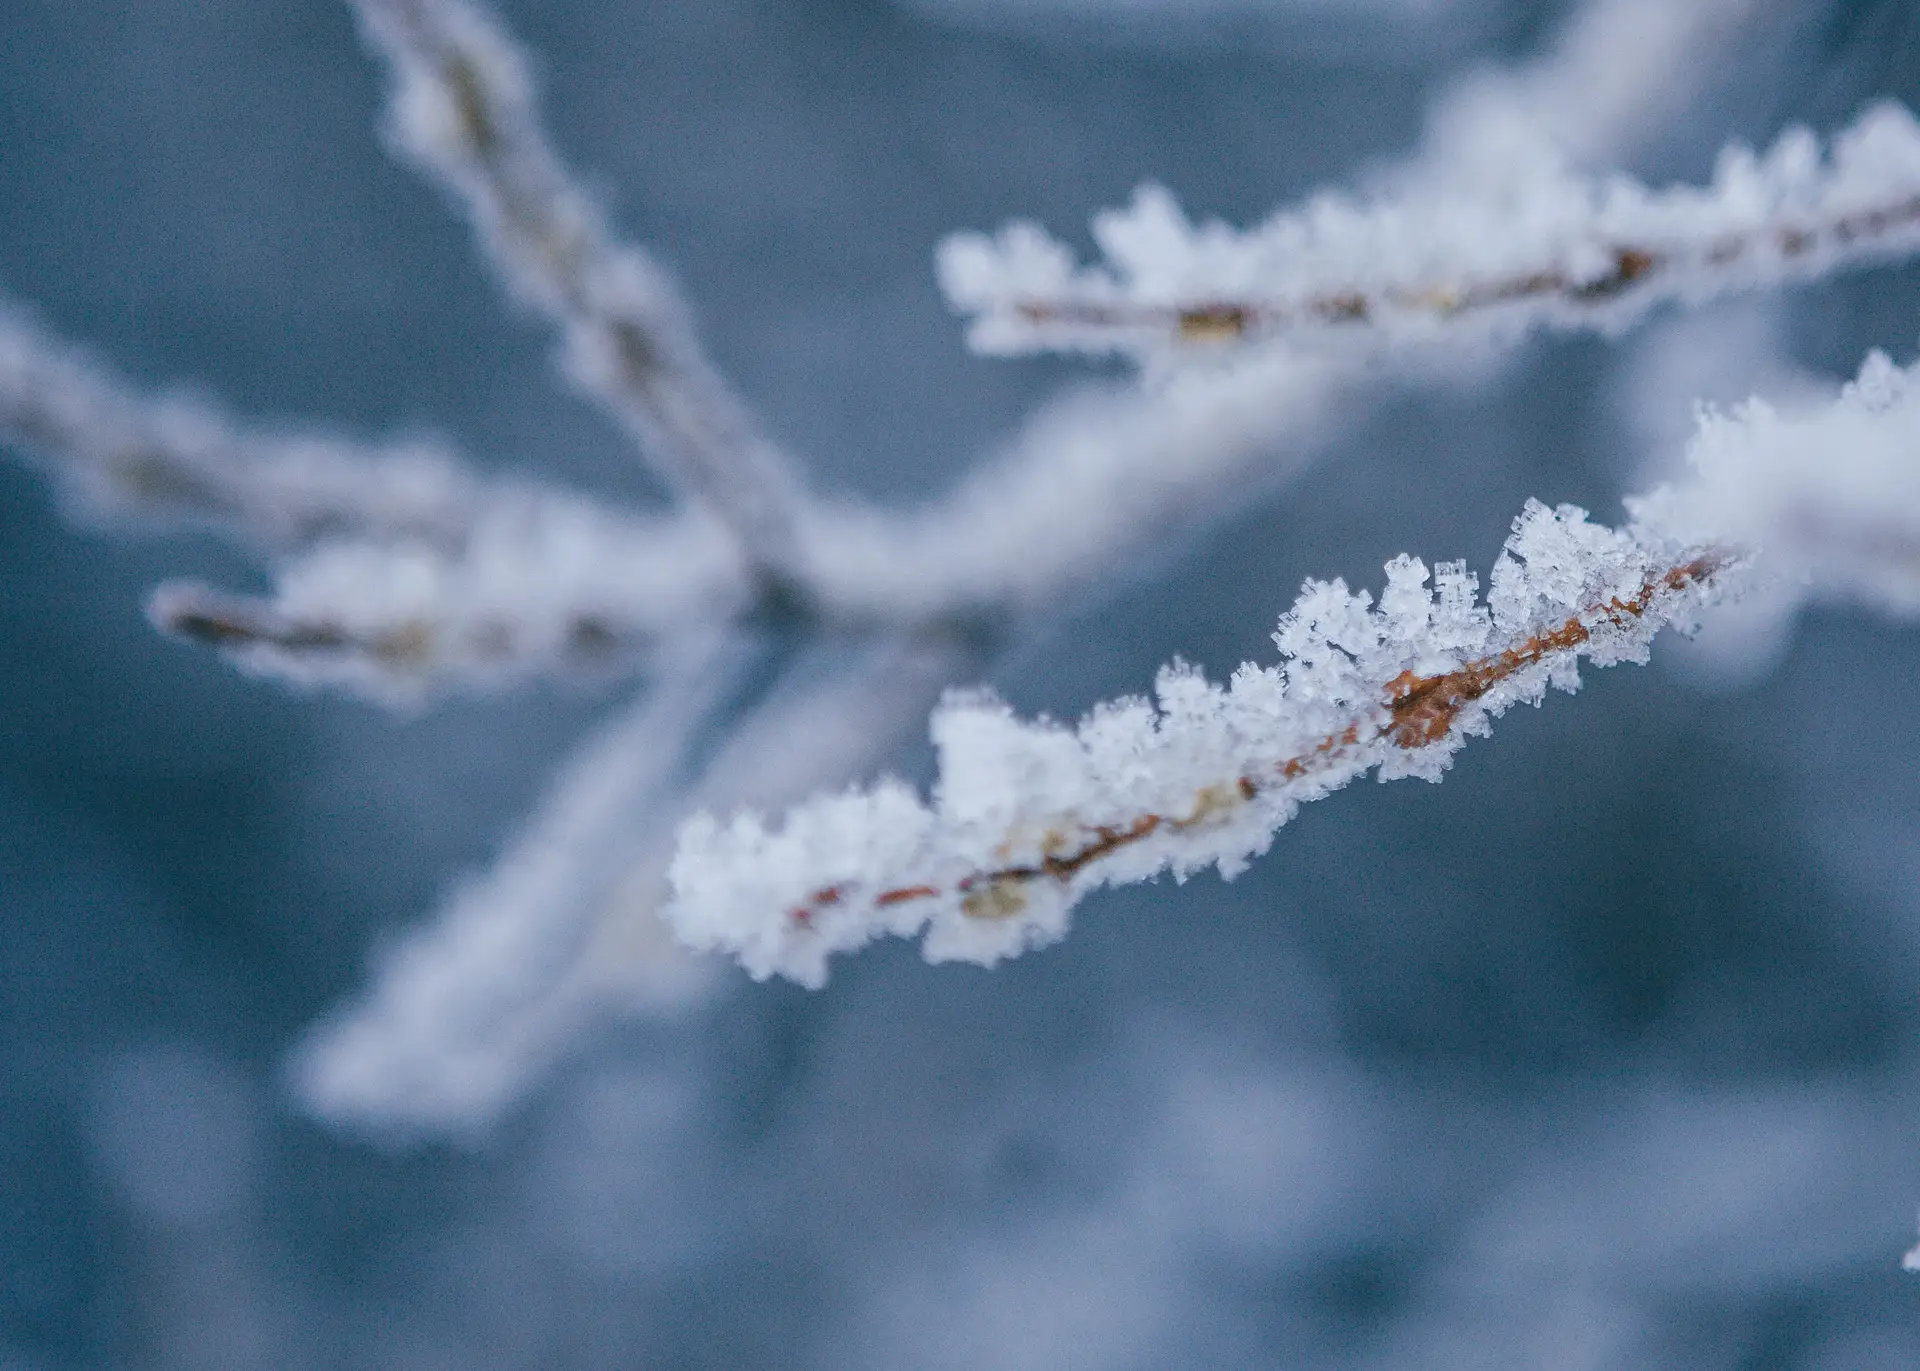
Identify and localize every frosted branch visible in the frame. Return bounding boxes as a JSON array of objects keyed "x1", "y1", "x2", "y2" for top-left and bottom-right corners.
[
  {"x1": 4, "y1": 0, "x2": 1808, "y2": 693},
  {"x1": 0, "y1": 303, "x2": 758, "y2": 703},
  {"x1": 292, "y1": 634, "x2": 741, "y2": 1138},
  {"x1": 148, "y1": 501, "x2": 747, "y2": 700},
  {"x1": 940, "y1": 104, "x2": 1920, "y2": 360},
  {"x1": 349, "y1": 0, "x2": 812, "y2": 587},
  {"x1": 0, "y1": 305, "x2": 482, "y2": 546},
  {"x1": 1417, "y1": 0, "x2": 1763, "y2": 174},
  {"x1": 295, "y1": 629, "x2": 978, "y2": 1134},
  {"x1": 1652, "y1": 347, "x2": 1920, "y2": 617},
  {"x1": 668, "y1": 501, "x2": 1734, "y2": 987},
  {"x1": 798, "y1": 346, "x2": 1351, "y2": 618}
]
